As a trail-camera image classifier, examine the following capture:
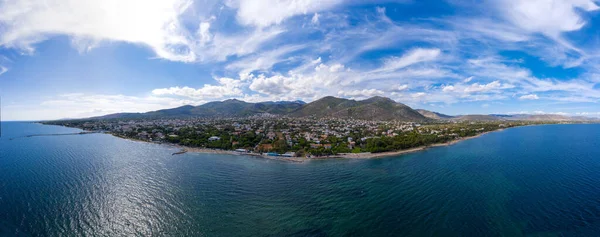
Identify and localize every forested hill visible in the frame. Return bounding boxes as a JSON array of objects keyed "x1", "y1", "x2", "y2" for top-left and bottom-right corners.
[{"x1": 87, "y1": 96, "x2": 598, "y2": 122}]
